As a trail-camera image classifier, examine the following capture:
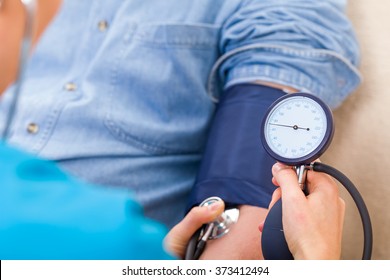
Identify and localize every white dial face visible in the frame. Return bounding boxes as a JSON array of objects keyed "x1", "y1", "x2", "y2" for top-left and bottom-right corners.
[{"x1": 264, "y1": 96, "x2": 328, "y2": 159}]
